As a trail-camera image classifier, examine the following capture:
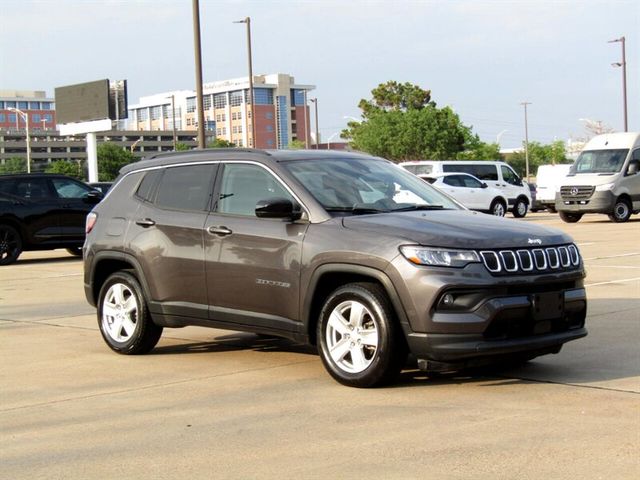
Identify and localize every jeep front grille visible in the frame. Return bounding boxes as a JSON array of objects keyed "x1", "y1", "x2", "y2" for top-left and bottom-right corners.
[
  {"x1": 560, "y1": 186, "x2": 594, "y2": 201},
  {"x1": 479, "y1": 245, "x2": 580, "y2": 275}
]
